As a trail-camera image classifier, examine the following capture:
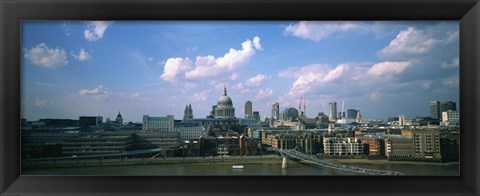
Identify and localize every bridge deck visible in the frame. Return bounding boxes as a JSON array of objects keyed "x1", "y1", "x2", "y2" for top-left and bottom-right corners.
[{"x1": 273, "y1": 149, "x2": 403, "y2": 176}]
